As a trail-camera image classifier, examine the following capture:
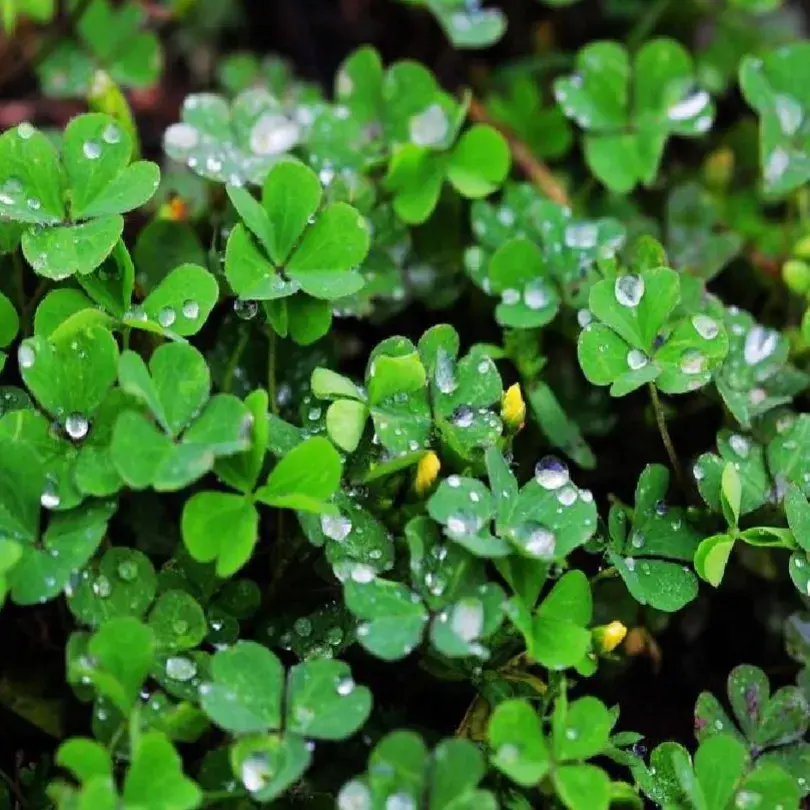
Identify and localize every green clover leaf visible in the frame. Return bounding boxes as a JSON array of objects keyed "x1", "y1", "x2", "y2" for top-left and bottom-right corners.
[
  {"x1": 38, "y1": 0, "x2": 162, "y2": 98},
  {"x1": 0, "y1": 114, "x2": 160, "y2": 278},
  {"x1": 164, "y1": 90, "x2": 302, "y2": 187},
  {"x1": 555, "y1": 39, "x2": 715, "y2": 191},
  {"x1": 740, "y1": 43, "x2": 810, "y2": 196}
]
